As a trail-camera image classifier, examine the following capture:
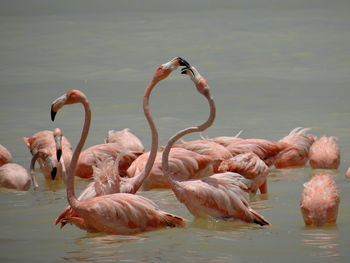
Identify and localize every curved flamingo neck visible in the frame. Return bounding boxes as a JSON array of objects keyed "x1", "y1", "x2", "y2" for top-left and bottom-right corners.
[
  {"x1": 130, "y1": 79, "x2": 159, "y2": 192},
  {"x1": 162, "y1": 91, "x2": 216, "y2": 177},
  {"x1": 67, "y1": 97, "x2": 91, "y2": 208}
]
